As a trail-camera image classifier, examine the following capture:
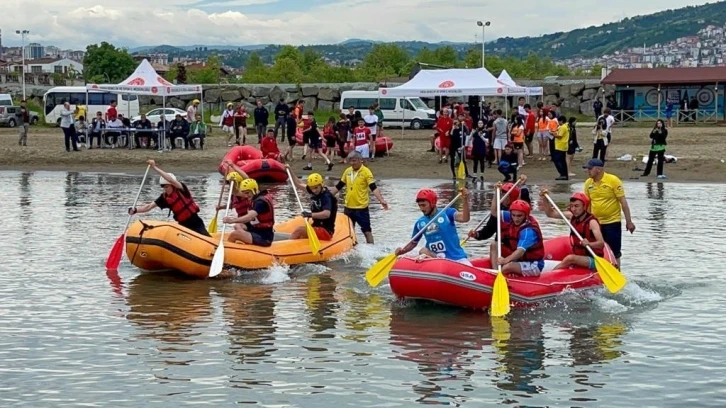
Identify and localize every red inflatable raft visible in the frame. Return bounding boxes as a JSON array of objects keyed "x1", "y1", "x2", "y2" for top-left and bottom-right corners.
[
  {"x1": 294, "y1": 129, "x2": 393, "y2": 156},
  {"x1": 218, "y1": 145, "x2": 288, "y2": 183},
  {"x1": 389, "y1": 236, "x2": 617, "y2": 310}
]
